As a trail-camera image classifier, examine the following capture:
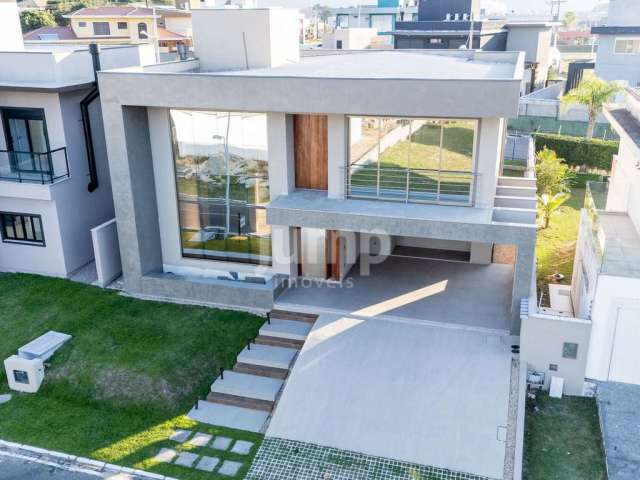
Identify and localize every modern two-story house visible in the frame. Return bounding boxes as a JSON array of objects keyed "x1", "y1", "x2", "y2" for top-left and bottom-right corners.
[
  {"x1": 0, "y1": 0, "x2": 153, "y2": 280},
  {"x1": 98, "y1": 7, "x2": 537, "y2": 336}
]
